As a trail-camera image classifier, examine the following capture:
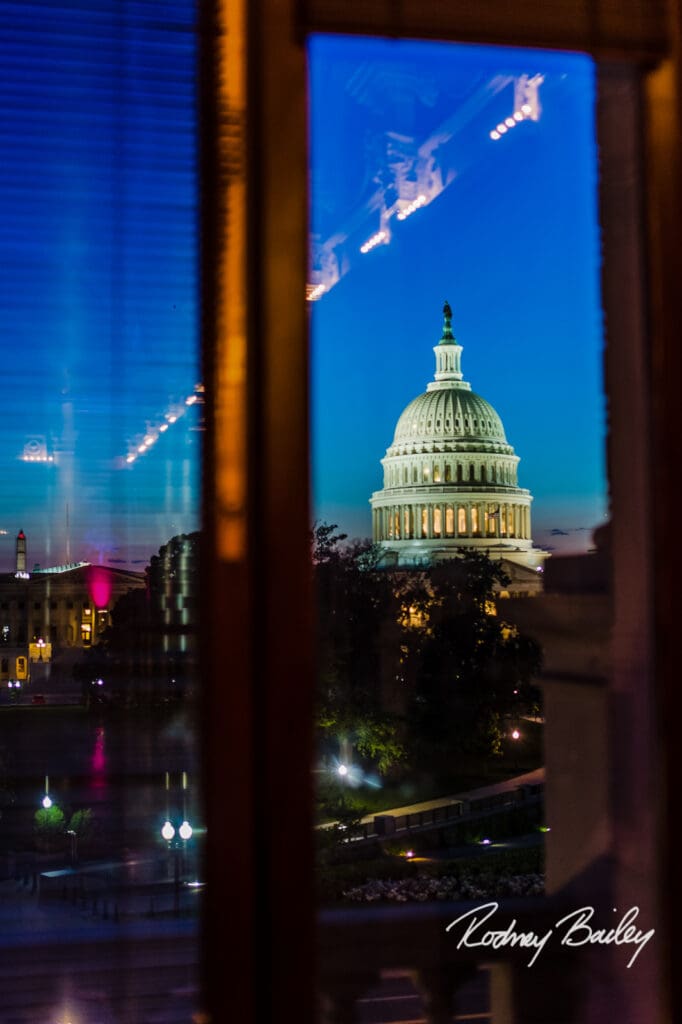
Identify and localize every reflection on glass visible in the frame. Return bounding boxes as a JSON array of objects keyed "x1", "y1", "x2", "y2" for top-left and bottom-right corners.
[
  {"x1": 310, "y1": 35, "x2": 607, "y2": 1023},
  {"x1": 0, "y1": 4, "x2": 201, "y2": 1021}
]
